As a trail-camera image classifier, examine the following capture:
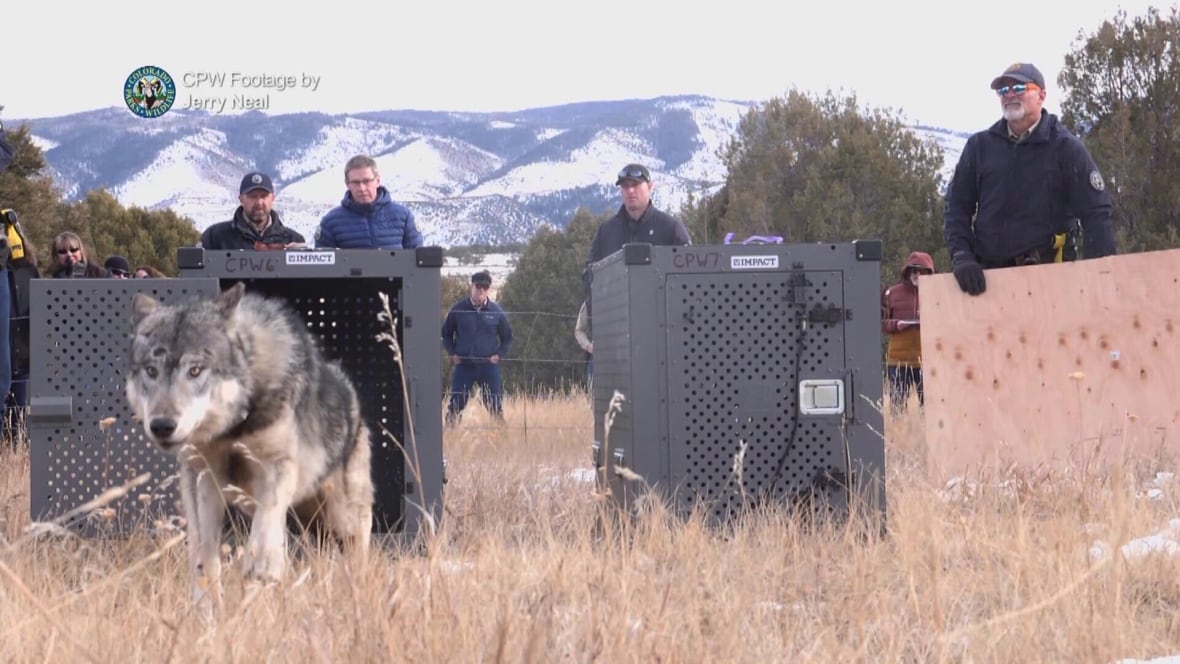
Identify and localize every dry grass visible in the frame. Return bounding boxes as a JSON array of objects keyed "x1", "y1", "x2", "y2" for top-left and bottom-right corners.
[{"x1": 1, "y1": 395, "x2": 1179, "y2": 663}]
